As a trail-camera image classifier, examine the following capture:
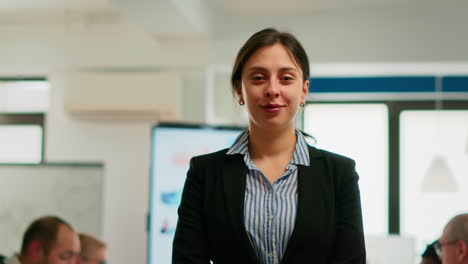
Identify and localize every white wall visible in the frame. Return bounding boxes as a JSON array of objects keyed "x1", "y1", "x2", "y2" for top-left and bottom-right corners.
[
  {"x1": 44, "y1": 70, "x2": 207, "y2": 264},
  {"x1": 46, "y1": 74, "x2": 154, "y2": 264},
  {"x1": 180, "y1": 71, "x2": 208, "y2": 124}
]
